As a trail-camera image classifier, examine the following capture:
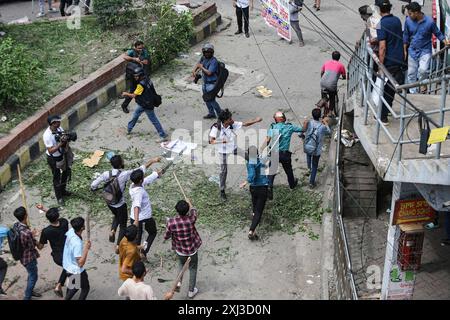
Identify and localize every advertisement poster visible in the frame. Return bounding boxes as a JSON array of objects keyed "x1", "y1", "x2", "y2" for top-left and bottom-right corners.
[
  {"x1": 260, "y1": 0, "x2": 291, "y2": 41},
  {"x1": 386, "y1": 265, "x2": 416, "y2": 300},
  {"x1": 392, "y1": 198, "x2": 435, "y2": 225}
]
